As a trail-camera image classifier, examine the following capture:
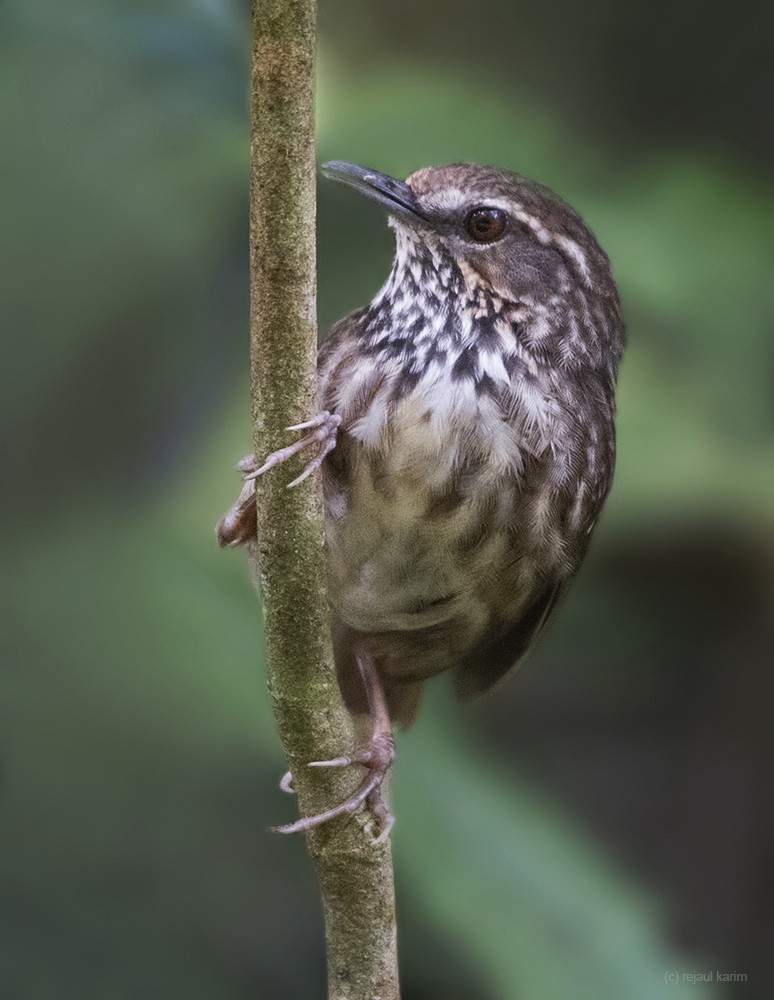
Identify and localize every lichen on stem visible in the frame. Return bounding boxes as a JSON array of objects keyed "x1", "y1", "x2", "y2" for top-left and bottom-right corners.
[{"x1": 248, "y1": 0, "x2": 400, "y2": 996}]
